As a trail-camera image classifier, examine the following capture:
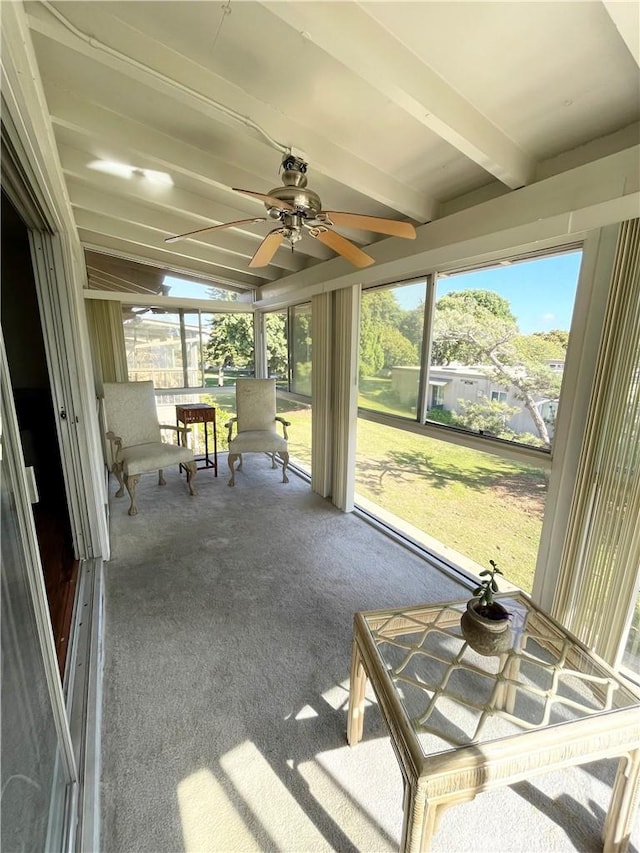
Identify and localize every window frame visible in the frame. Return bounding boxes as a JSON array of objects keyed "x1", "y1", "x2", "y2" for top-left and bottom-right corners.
[
  {"x1": 358, "y1": 244, "x2": 583, "y2": 470},
  {"x1": 121, "y1": 298, "x2": 254, "y2": 394},
  {"x1": 260, "y1": 302, "x2": 312, "y2": 400}
]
